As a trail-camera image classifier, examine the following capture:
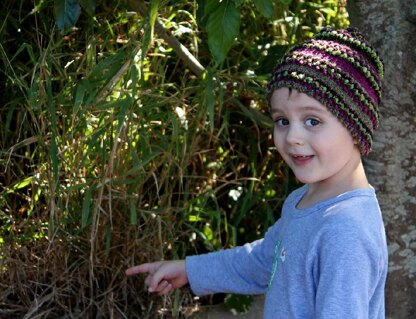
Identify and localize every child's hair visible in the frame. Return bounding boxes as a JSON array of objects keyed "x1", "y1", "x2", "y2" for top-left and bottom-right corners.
[{"x1": 266, "y1": 27, "x2": 384, "y2": 156}]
